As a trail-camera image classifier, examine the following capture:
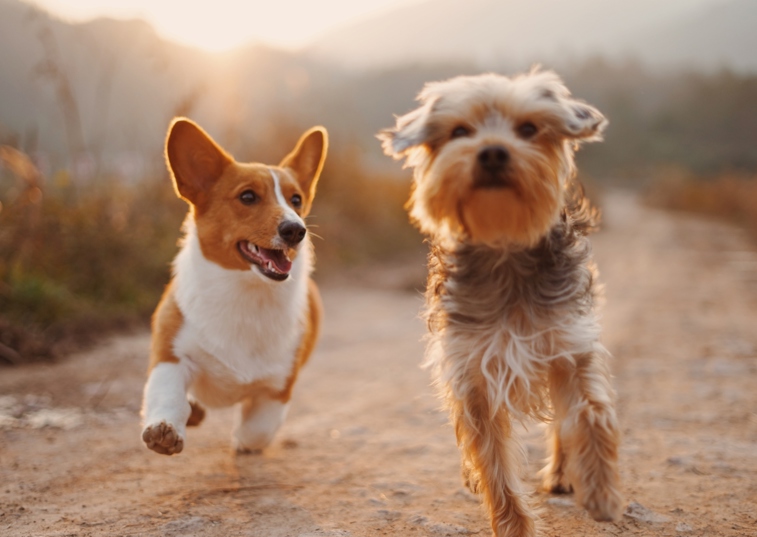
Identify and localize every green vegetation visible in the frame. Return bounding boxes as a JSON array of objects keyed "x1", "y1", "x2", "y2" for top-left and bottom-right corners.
[{"x1": 0, "y1": 159, "x2": 186, "y2": 361}]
